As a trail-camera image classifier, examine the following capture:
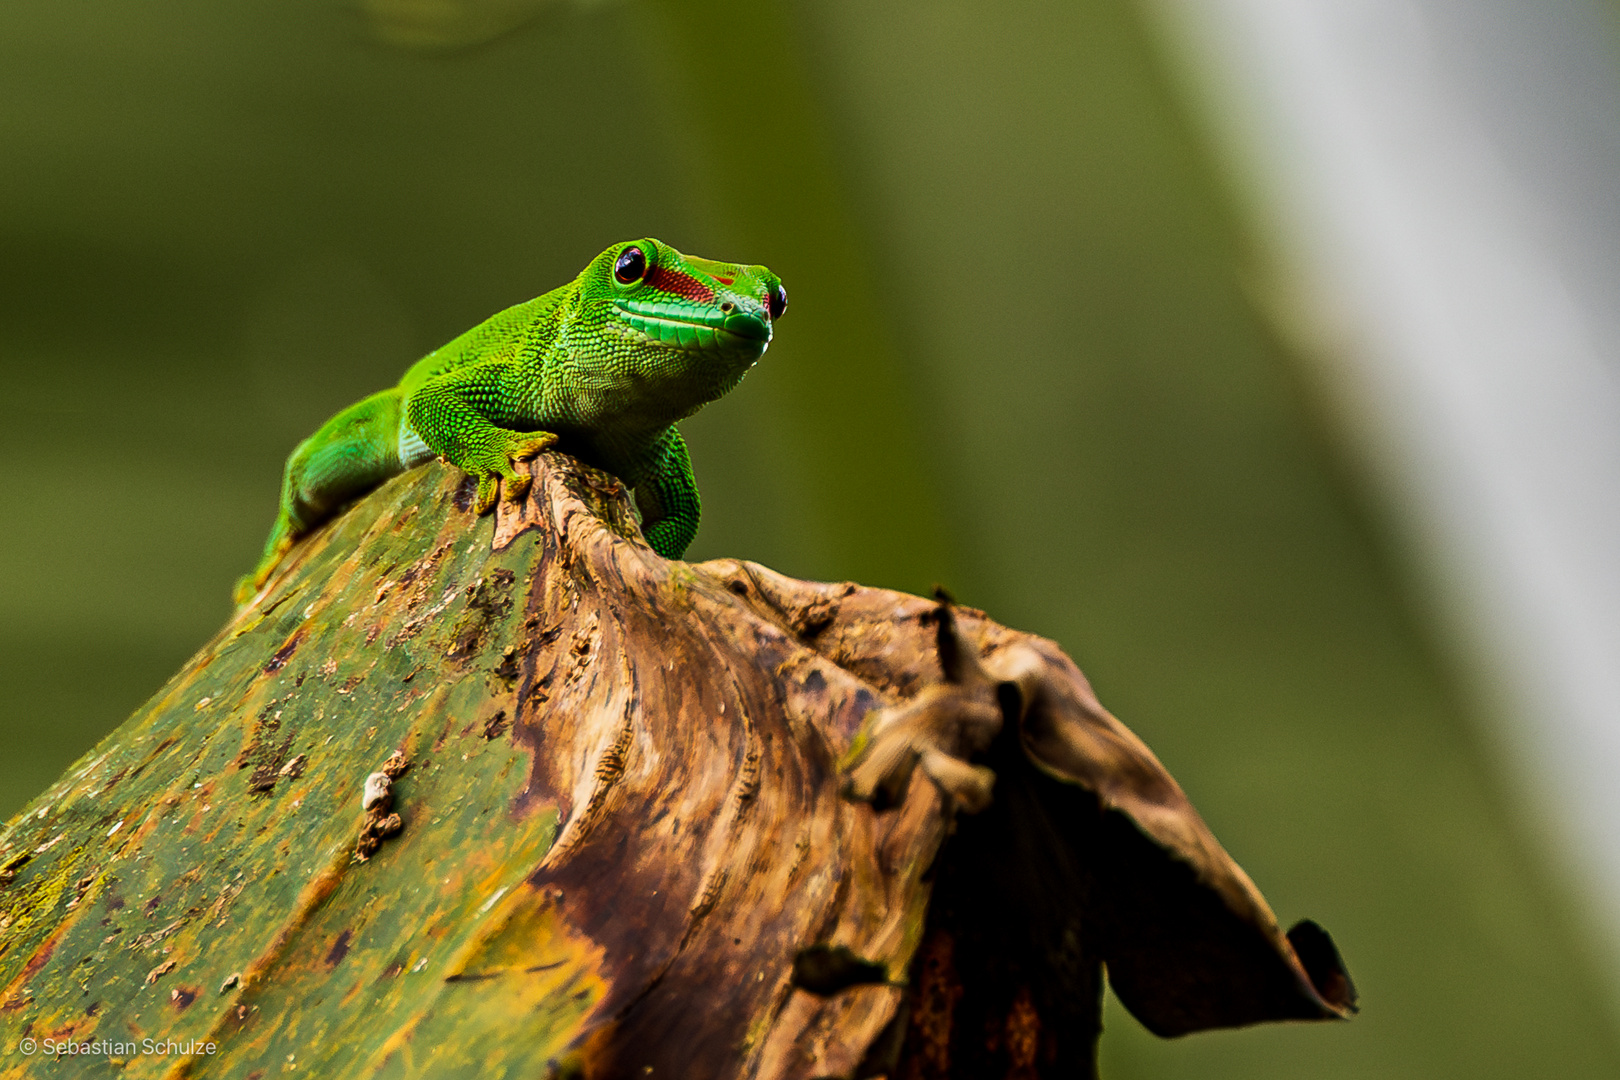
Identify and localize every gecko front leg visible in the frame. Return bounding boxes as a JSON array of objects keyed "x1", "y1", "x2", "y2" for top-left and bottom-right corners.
[
  {"x1": 631, "y1": 426, "x2": 701, "y2": 560},
  {"x1": 403, "y1": 365, "x2": 559, "y2": 514}
]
